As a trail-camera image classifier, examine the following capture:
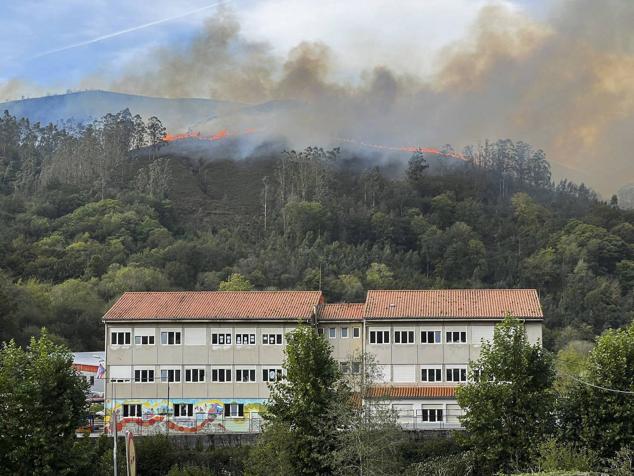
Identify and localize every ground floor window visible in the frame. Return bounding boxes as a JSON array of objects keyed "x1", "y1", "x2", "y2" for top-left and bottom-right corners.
[
  {"x1": 174, "y1": 403, "x2": 194, "y2": 417},
  {"x1": 224, "y1": 403, "x2": 244, "y2": 418},
  {"x1": 421, "y1": 408, "x2": 443, "y2": 423},
  {"x1": 421, "y1": 368, "x2": 442, "y2": 382},
  {"x1": 123, "y1": 404, "x2": 142, "y2": 418}
]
